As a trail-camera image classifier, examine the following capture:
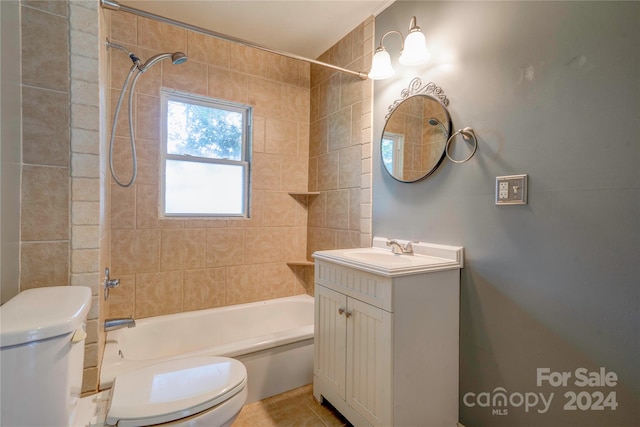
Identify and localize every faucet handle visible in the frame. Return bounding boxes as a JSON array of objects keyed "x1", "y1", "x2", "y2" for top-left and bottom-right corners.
[
  {"x1": 404, "y1": 240, "x2": 419, "y2": 250},
  {"x1": 104, "y1": 268, "x2": 120, "y2": 301},
  {"x1": 386, "y1": 239, "x2": 403, "y2": 254}
]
